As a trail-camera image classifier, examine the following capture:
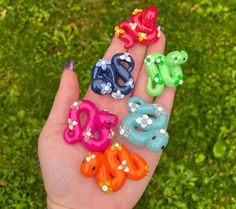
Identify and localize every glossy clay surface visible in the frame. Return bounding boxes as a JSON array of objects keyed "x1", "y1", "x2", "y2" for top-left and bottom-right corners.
[
  {"x1": 115, "y1": 6, "x2": 161, "y2": 49},
  {"x1": 80, "y1": 143, "x2": 148, "y2": 193},
  {"x1": 120, "y1": 96, "x2": 169, "y2": 152},
  {"x1": 145, "y1": 50, "x2": 188, "y2": 96},
  {"x1": 64, "y1": 100, "x2": 118, "y2": 151},
  {"x1": 91, "y1": 53, "x2": 135, "y2": 100}
]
